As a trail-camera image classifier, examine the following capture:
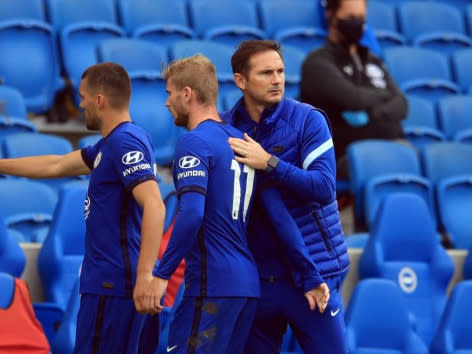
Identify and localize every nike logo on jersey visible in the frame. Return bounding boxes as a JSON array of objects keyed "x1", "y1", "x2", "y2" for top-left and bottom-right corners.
[
  {"x1": 167, "y1": 345, "x2": 178, "y2": 352},
  {"x1": 331, "y1": 308, "x2": 340, "y2": 317}
]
